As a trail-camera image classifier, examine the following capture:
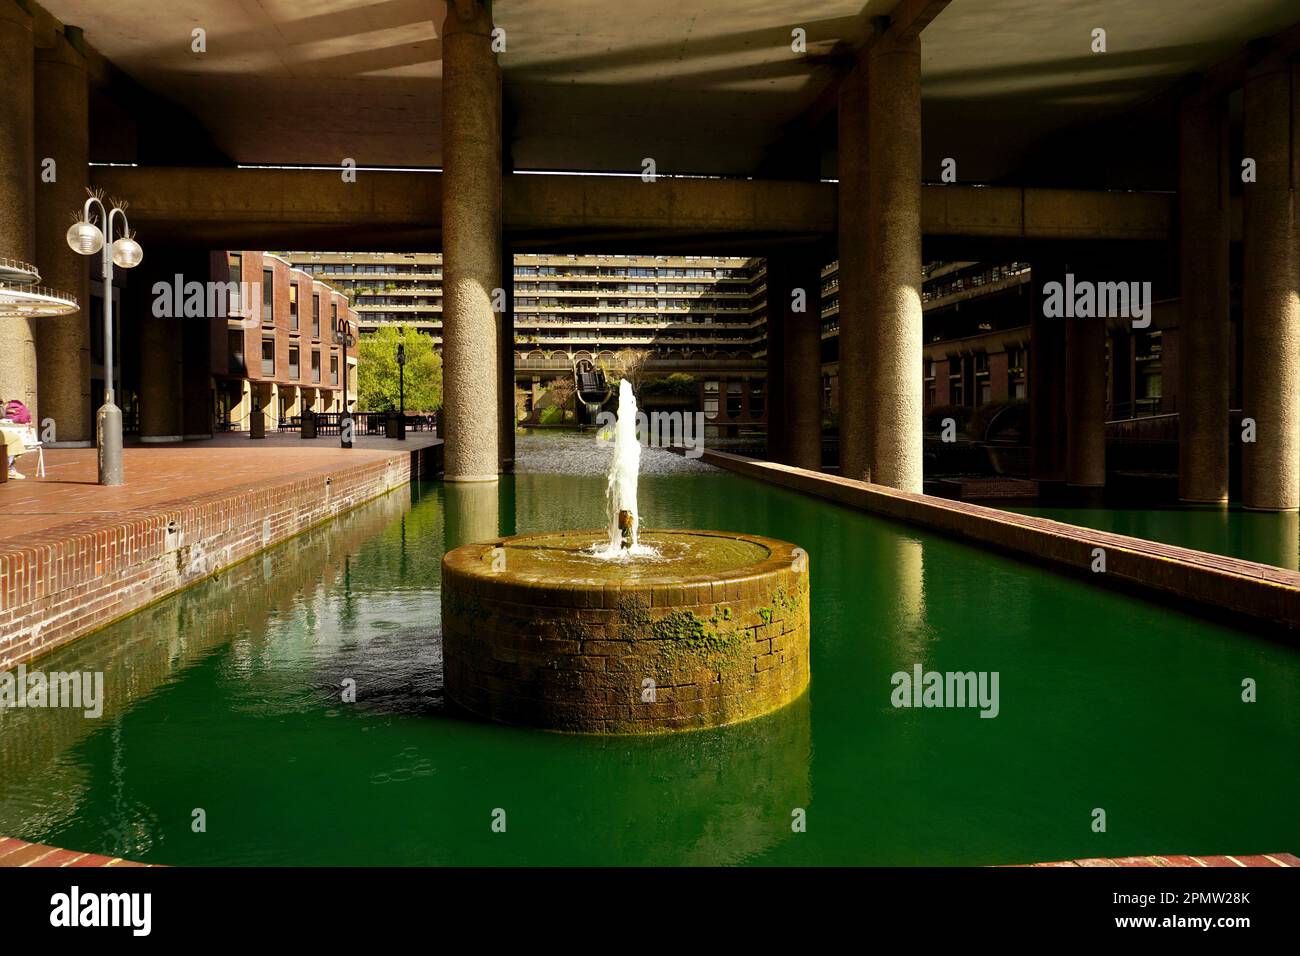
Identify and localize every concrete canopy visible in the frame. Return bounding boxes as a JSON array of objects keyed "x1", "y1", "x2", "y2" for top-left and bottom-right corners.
[{"x1": 38, "y1": 0, "x2": 1300, "y2": 180}]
